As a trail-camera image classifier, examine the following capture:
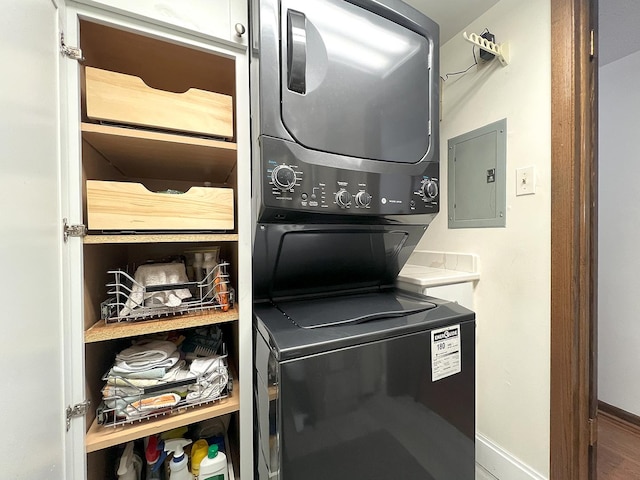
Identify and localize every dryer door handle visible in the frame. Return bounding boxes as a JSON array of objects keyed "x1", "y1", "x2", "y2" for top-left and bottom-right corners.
[{"x1": 287, "y1": 9, "x2": 307, "y2": 94}]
